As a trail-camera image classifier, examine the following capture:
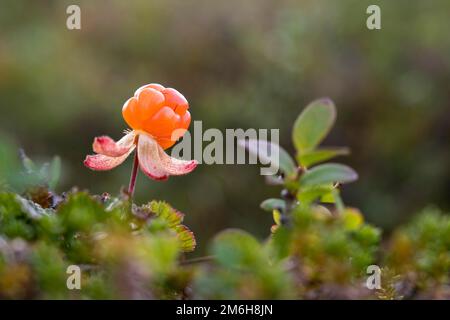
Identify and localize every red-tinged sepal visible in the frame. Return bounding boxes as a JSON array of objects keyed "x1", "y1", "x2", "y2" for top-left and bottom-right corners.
[
  {"x1": 93, "y1": 131, "x2": 136, "y2": 157},
  {"x1": 84, "y1": 150, "x2": 134, "y2": 171}
]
